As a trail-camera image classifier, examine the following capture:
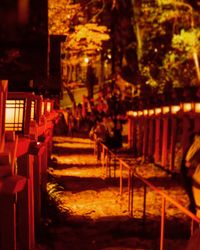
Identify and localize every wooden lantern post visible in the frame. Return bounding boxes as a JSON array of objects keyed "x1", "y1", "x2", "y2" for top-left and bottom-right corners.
[
  {"x1": 154, "y1": 108, "x2": 162, "y2": 164},
  {"x1": 127, "y1": 111, "x2": 138, "y2": 153},
  {"x1": 181, "y1": 102, "x2": 194, "y2": 156},
  {"x1": 194, "y1": 102, "x2": 200, "y2": 133},
  {"x1": 161, "y1": 106, "x2": 170, "y2": 169},
  {"x1": 137, "y1": 110, "x2": 144, "y2": 156},
  {"x1": 169, "y1": 105, "x2": 180, "y2": 172},
  {"x1": 17, "y1": 153, "x2": 35, "y2": 250},
  {"x1": 142, "y1": 110, "x2": 149, "y2": 160},
  {"x1": 147, "y1": 109, "x2": 155, "y2": 162},
  {"x1": 4, "y1": 92, "x2": 36, "y2": 250}
]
